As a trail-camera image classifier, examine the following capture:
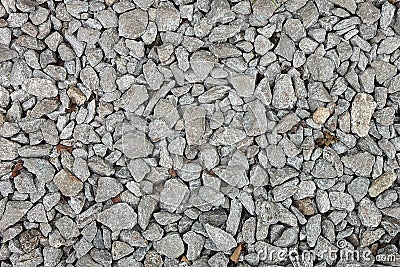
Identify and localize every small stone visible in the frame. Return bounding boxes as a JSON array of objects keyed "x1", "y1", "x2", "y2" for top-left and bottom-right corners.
[
  {"x1": 67, "y1": 86, "x2": 86, "y2": 106},
  {"x1": 153, "y1": 233, "x2": 185, "y2": 259},
  {"x1": 316, "y1": 190, "x2": 330, "y2": 213},
  {"x1": 144, "y1": 250, "x2": 163, "y2": 266},
  {"x1": 0, "y1": 137, "x2": 20, "y2": 160},
  {"x1": 183, "y1": 106, "x2": 206, "y2": 146},
  {"x1": 274, "y1": 227, "x2": 299, "y2": 247},
  {"x1": 112, "y1": 241, "x2": 134, "y2": 260},
  {"x1": 133, "y1": 0, "x2": 154, "y2": 9},
  {"x1": 138, "y1": 195, "x2": 158, "y2": 230},
  {"x1": 95, "y1": 177, "x2": 124, "y2": 202},
  {"x1": 119, "y1": 10, "x2": 148, "y2": 39},
  {"x1": 211, "y1": 127, "x2": 246, "y2": 146},
  {"x1": 74, "y1": 238, "x2": 94, "y2": 258},
  {"x1": 274, "y1": 34, "x2": 296, "y2": 61},
  {"x1": 208, "y1": 252, "x2": 229, "y2": 267},
  {"x1": 204, "y1": 223, "x2": 236, "y2": 252},
  {"x1": 313, "y1": 107, "x2": 330, "y2": 124},
  {"x1": 156, "y1": 2, "x2": 180, "y2": 32},
  {"x1": 120, "y1": 131, "x2": 154, "y2": 159},
  {"x1": 329, "y1": 192, "x2": 355, "y2": 211},
  {"x1": 254, "y1": 35, "x2": 273, "y2": 55},
  {"x1": 160, "y1": 179, "x2": 189, "y2": 212},
  {"x1": 283, "y1": 18, "x2": 306, "y2": 42},
  {"x1": 368, "y1": 172, "x2": 397, "y2": 198},
  {"x1": 14, "y1": 172, "x2": 36, "y2": 194},
  {"x1": 127, "y1": 159, "x2": 150, "y2": 182},
  {"x1": 358, "y1": 198, "x2": 382, "y2": 227},
  {"x1": 118, "y1": 85, "x2": 149, "y2": 112},
  {"x1": 351, "y1": 93, "x2": 377, "y2": 137},
  {"x1": 55, "y1": 216, "x2": 80, "y2": 239},
  {"x1": 311, "y1": 160, "x2": 337, "y2": 179},
  {"x1": 294, "y1": 198, "x2": 315, "y2": 215},
  {"x1": 190, "y1": 51, "x2": 216, "y2": 81},
  {"x1": 53, "y1": 169, "x2": 83, "y2": 197},
  {"x1": 0, "y1": 86, "x2": 10, "y2": 108},
  {"x1": 0, "y1": 201, "x2": 33, "y2": 231},
  {"x1": 371, "y1": 60, "x2": 397, "y2": 84},
  {"x1": 43, "y1": 247, "x2": 62, "y2": 267},
  {"x1": 272, "y1": 74, "x2": 297, "y2": 109},
  {"x1": 360, "y1": 229, "x2": 386, "y2": 247},
  {"x1": 229, "y1": 74, "x2": 255, "y2": 98},
  {"x1": 306, "y1": 214, "x2": 321, "y2": 247},
  {"x1": 266, "y1": 144, "x2": 286, "y2": 168},
  {"x1": 88, "y1": 156, "x2": 115, "y2": 176},
  {"x1": 341, "y1": 152, "x2": 375, "y2": 176},
  {"x1": 143, "y1": 60, "x2": 164, "y2": 90},
  {"x1": 331, "y1": 0, "x2": 356, "y2": 13},
  {"x1": 374, "y1": 107, "x2": 395, "y2": 126},
  {"x1": 183, "y1": 231, "x2": 205, "y2": 261},
  {"x1": 348, "y1": 177, "x2": 369, "y2": 202},
  {"x1": 377, "y1": 37, "x2": 400, "y2": 55},
  {"x1": 306, "y1": 55, "x2": 335, "y2": 82},
  {"x1": 97, "y1": 203, "x2": 137, "y2": 232},
  {"x1": 22, "y1": 78, "x2": 58, "y2": 98},
  {"x1": 357, "y1": 1, "x2": 380, "y2": 25}
]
